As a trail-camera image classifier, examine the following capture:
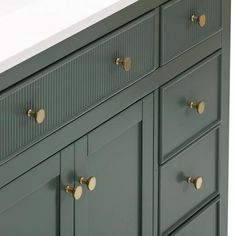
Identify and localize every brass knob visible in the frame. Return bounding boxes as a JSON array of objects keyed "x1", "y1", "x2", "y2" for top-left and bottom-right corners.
[
  {"x1": 191, "y1": 14, "x2": 206, "y2": 28},
  {"x1": 27, "y1": 108, "x2": 46, "y2": 124},
  {"x1": 65, "y1": 185, "x2": 83, "y2": 200},
  {"x1": 187, "y1": 176, "x2": 203, "y2": 190},
  {"x1": 115, "y1": 57, "x2": 132, "y2": 71},
  {"x1": 79, "y1": 176, "x2": 97, "y2": 191},
  {"x1": 189, "y1": 101, "x2": 205, "y2": 114}
]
